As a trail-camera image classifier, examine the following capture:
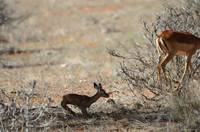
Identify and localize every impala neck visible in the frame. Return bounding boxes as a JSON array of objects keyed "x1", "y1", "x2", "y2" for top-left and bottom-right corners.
[
  {"x1": 198, "y1": 38, "x2": 200, "y2": 49},
  {"x1": 198, "y1": 42, "x2": 200, "y2": 49},
  {"x1": 88, "y1": 92, "x2": 101, "y2": 106}
]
